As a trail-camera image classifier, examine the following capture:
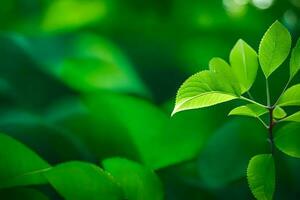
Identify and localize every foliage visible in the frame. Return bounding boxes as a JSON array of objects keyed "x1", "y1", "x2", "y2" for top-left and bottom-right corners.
[{"x1": 173, "y1": 21, "x2": 300, "y2": 200}]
